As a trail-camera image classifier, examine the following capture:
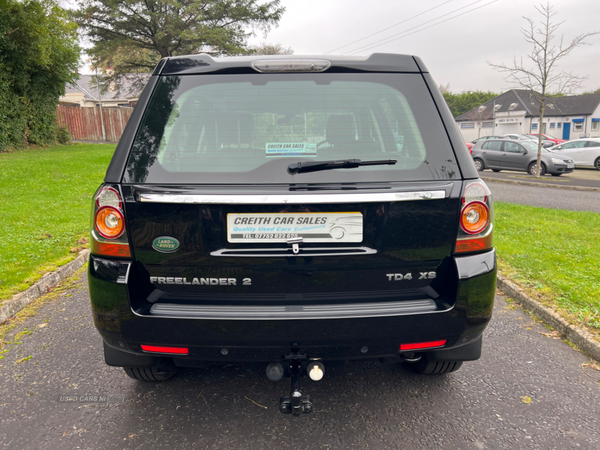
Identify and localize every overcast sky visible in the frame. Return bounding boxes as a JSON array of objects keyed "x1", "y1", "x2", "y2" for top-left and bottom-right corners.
[{"x1": 246, "y1": 0, "x2": 600, "y2": 94}]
